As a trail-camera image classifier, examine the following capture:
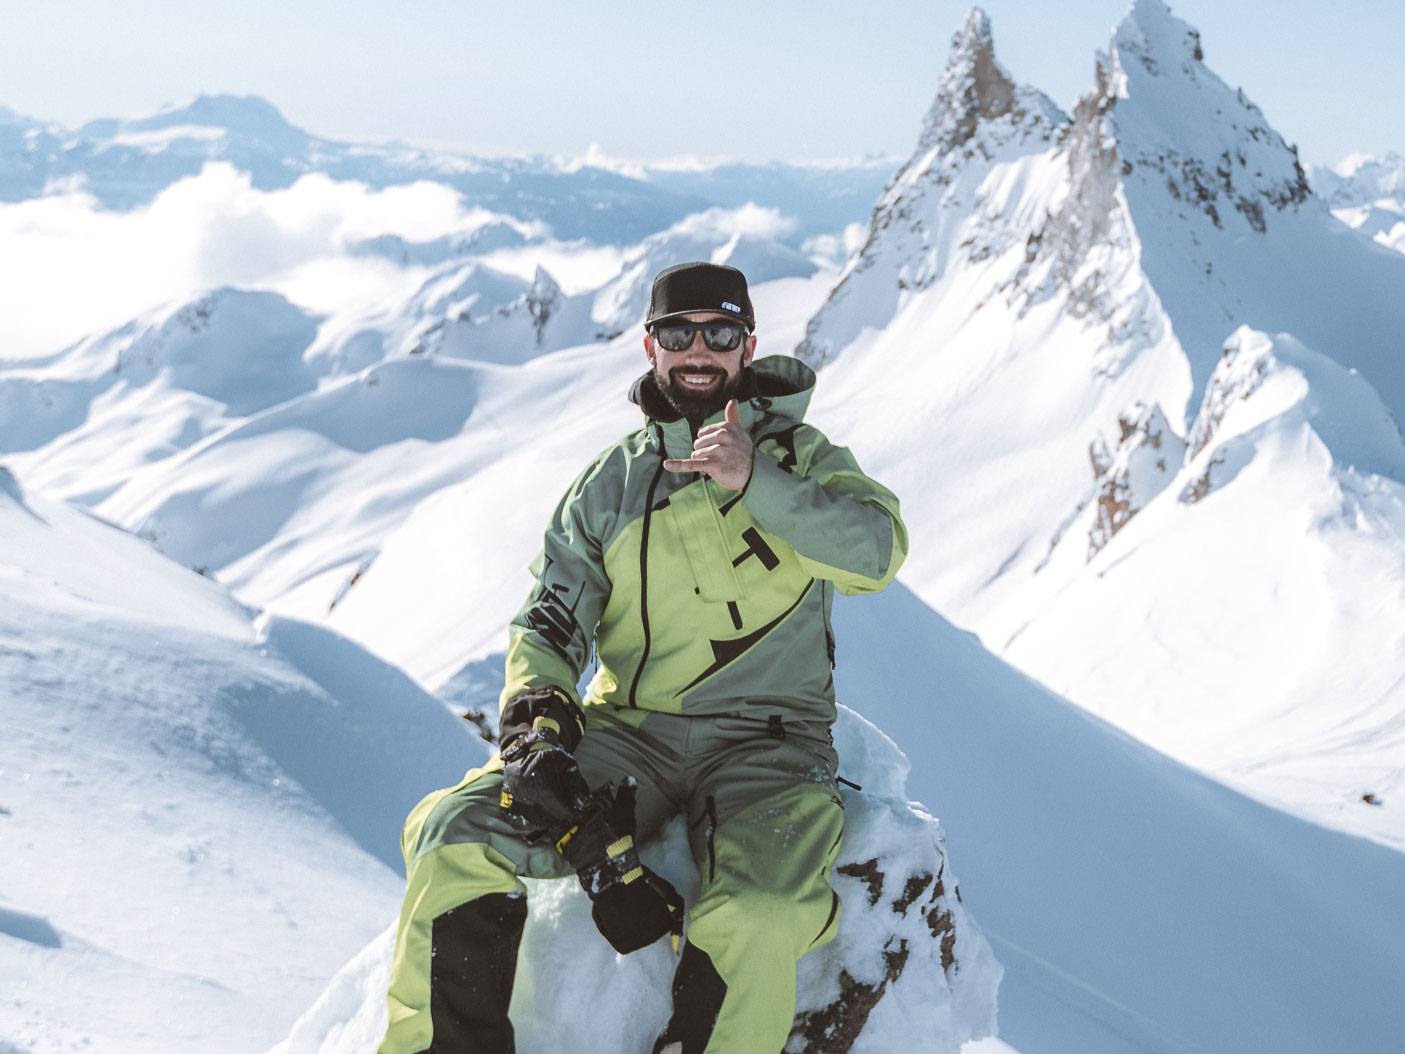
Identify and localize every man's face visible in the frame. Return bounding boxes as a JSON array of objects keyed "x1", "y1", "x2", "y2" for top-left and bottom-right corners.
[{"x1": 645, "y1": 312, "x2": 757, "y2": 421}]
